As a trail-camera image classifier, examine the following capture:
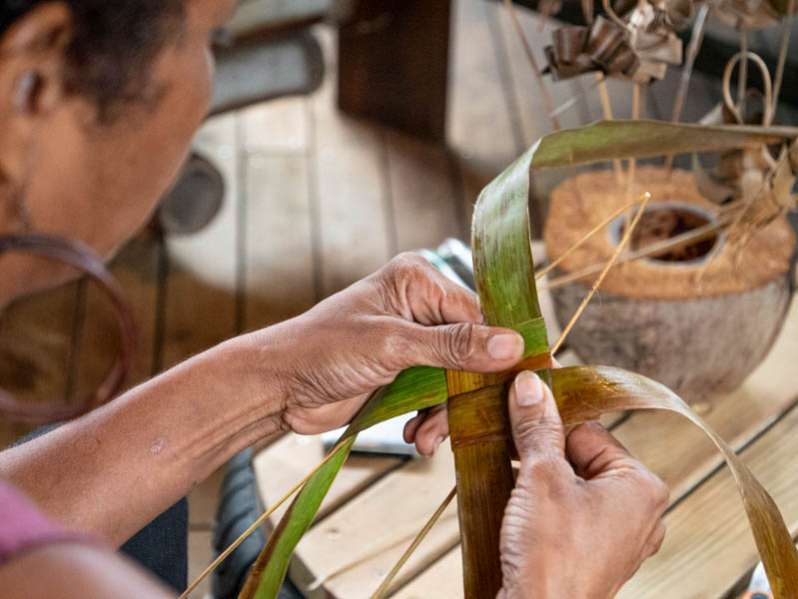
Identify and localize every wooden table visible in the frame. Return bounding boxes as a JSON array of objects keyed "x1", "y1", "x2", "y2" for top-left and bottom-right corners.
[{"x1": 254, "y1": 263, "x2": 798, "y2": 598}]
